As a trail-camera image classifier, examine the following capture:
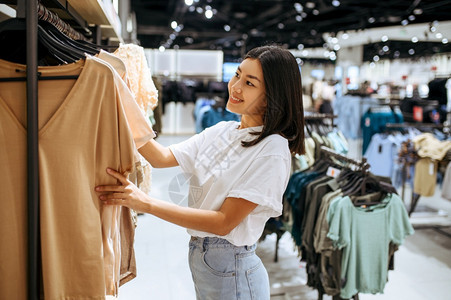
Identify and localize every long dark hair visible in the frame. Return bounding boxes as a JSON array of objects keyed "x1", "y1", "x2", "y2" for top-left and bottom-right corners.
[{"x1": 241, "y1": 45, "x2": 305, "y2": 155}]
